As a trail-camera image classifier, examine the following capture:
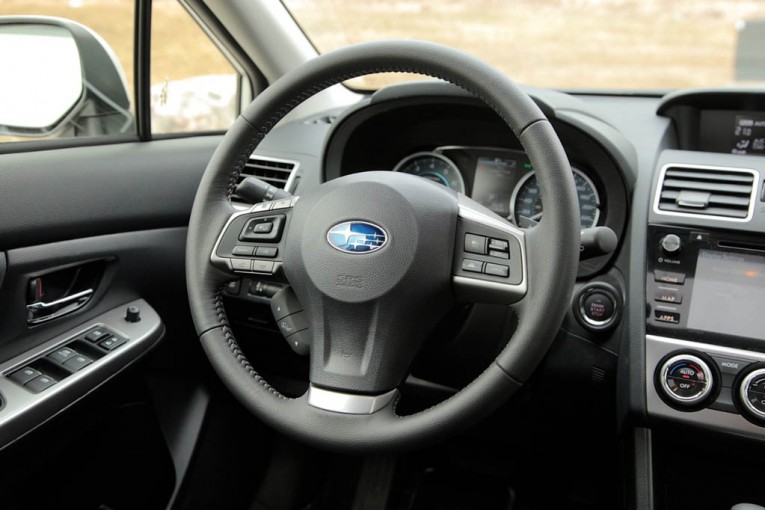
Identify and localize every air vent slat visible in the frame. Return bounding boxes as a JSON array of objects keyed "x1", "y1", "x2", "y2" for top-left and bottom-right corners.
[
  {"x1": 658, "y1": 203, "x2": 749, "y2": 219},
  {"x1": 656, "y1": 165, "x2": 756, "y2": 221},
  {"x1": 232, "y1": 155, "x2": 299, "y2": 204},
  {"x1": 661, "y1": 179, "x2": 752, "y2": 194},
  {"x1": 664, "y1": 169, "x2": 754, "y2": 184}
]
